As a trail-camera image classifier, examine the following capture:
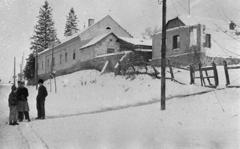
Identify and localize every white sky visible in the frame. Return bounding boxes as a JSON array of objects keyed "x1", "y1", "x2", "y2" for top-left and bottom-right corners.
[{"x1": 0, "y1": 0, "x2": 239, "y2": 82}]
